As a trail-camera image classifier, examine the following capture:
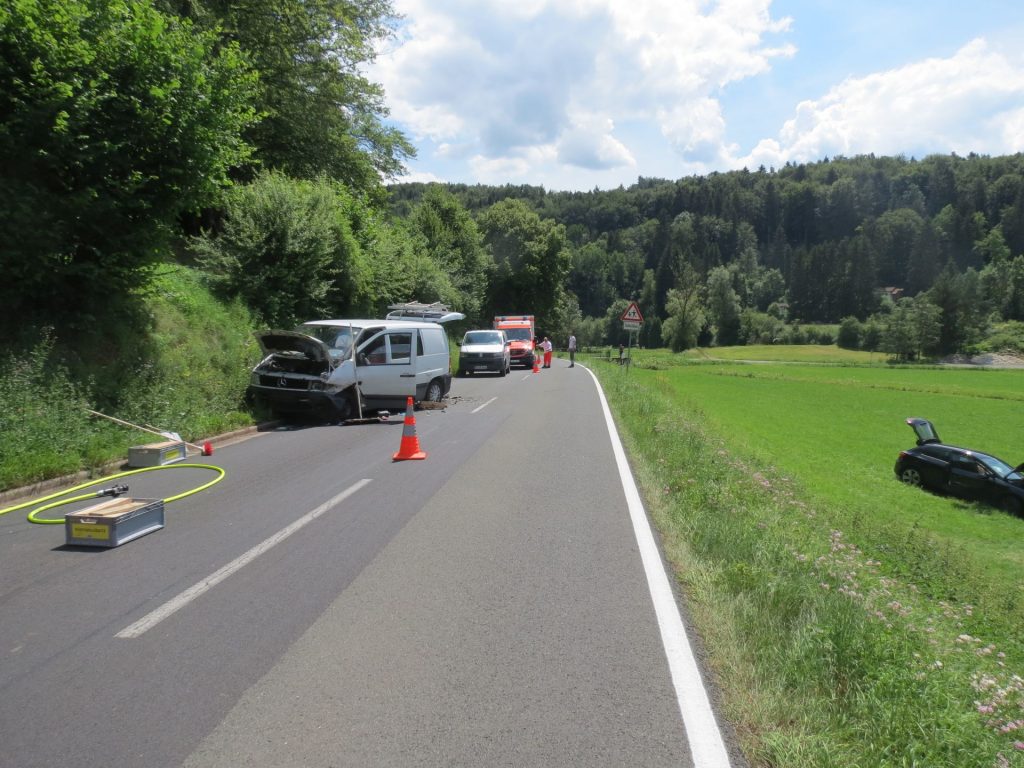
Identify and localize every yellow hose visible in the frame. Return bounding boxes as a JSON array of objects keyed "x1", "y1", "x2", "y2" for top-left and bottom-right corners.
[{"x1": 0, "y1": 463, "x2": 226, "y2": 525}]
